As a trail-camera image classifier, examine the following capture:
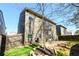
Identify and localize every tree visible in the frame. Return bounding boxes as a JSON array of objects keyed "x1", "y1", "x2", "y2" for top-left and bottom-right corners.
[
  {"x1": 75, "y1": 30, "x2": 79, "y2": 35},
  {"x1": 34, "y1": 3, "x2": 79, "y2": 27},
  {"x1": 68, "y1": 3, "x2": 79, "y2": 28}
]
